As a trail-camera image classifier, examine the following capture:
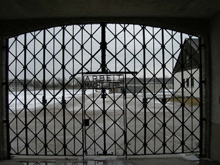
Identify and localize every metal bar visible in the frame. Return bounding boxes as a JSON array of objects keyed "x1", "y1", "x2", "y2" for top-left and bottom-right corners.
[
  {"x1": 33, "y1": 31, "x2": 37, "y2": 154},
  {"x1": 101, "y1": 23, "x2": 107, "y2": 155},
  {"x1": 123, "y1": 74, "x2": 127, "y2": 158},
  {"x1": 180, "y1": 33, "x2": 185, "y2": 153},
  {"x1": 162, "y1": 29, "x2": 166, "y2": 154},
  {"x1": 53, "y1": 27, "x2": 57, "y2": 155},
  {"x1": 62, "y1": 26, "x2": 67, "y2": 155},
  {"x1": 92, "y1": 24, "x2": 96, "y2": 155},
  {"x1": 171, "y1": 31, "x2": 175, "y2": 153},
  {"x1": 123, "y1": 24, "x2": 128, "y2": 158},
  {"x1": 81, "y1": 25, "x2": 85, "y2": 158},
  {"x1": 142, "y1": 25, "x2": 147, "y2": 155},
  {"x1": 102, "y1": 88, "x2": 107, "y2": 155},
  {"x1": 90, "y1": 24, "x2": 93, "y2": 72},
  {"x1": 113, "y1": 76, "x2": 116, "y2": 155},
  {"x1": 82, "y1": 77, "x2": 86, "y2": 157},
  {"x1": 43, "y1": 29, "x2": 47, "y2": 155},
  {"x1": 93, "y1": 88, "x2": 96, "y2": 155},
  {"x1": 82, "y1": 71, "x2": 85, "y2": 158},
  {"x1": 24, "y1": 33, "x2": 28, "y2": 155},
  {"x1": 101, "y1": 23, "x2": 106, "y2": 73},
  {"x1": 190, "y1": 38, "x2": 193, "y2": 152},
  {"x1": 199, "y1": 37, "x2": 203, "y2": 156},
  {"x1": 153, "y1": 27, "x2": 156, "y2": 154},
  {"x1": 115, "y1": 24, "x2": 117, "y2": 72},
  {"x1": 72, "y1": 25, "x2": 76, "y2": 155},
  {"x1": 114, "y1": 24, "x2": 116, "y2": 155},
  {"x1": 133, "y1": 25, "x2": 137, "y2": 154},
  {"x1": 15, "y1": 37, "x2": 19, "y2": 154}
]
